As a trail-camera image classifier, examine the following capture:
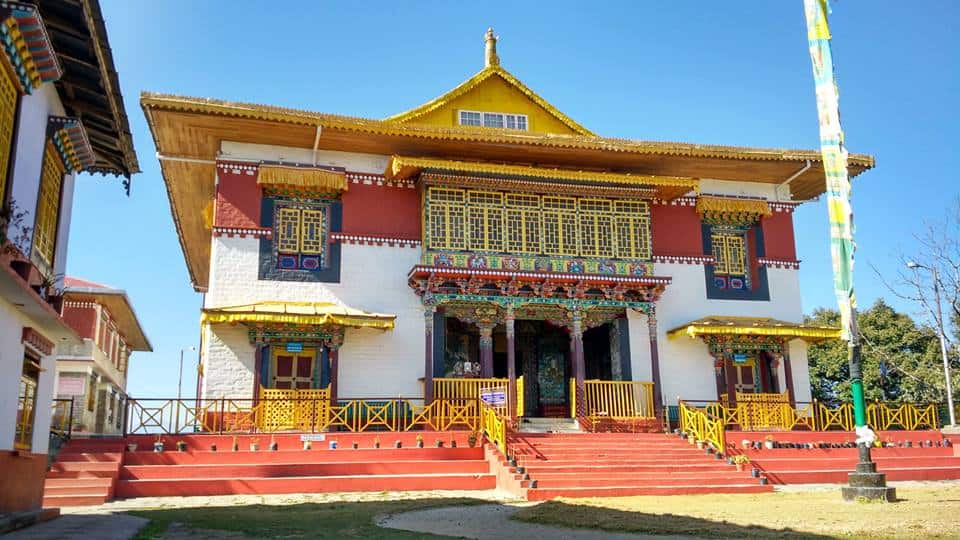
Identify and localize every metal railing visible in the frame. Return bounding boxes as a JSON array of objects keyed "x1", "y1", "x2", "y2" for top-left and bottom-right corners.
[
  {"x1": 51, "y1": 398, "x2": 75, "y2": 438},
  {"x1": 480, "y1": 401, "x2": 507, "y2": 455}
]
